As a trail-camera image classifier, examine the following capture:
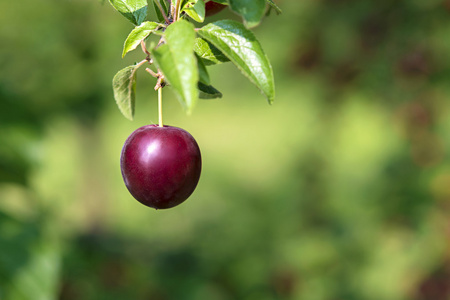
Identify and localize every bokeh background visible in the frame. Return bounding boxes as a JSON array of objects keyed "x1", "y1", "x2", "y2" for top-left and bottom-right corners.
[{"x1": 1, "y1": 0, "x2": 450, "y2": 299}]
